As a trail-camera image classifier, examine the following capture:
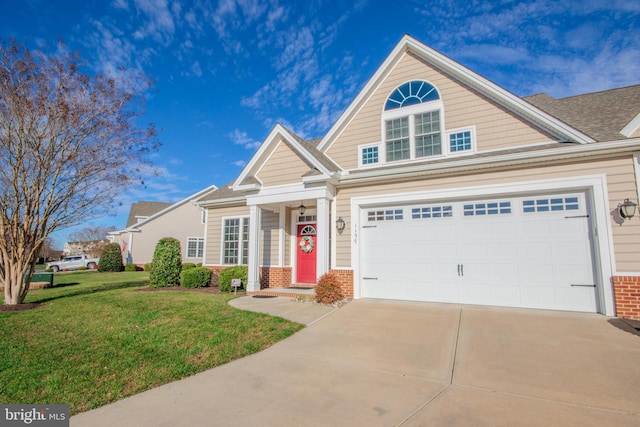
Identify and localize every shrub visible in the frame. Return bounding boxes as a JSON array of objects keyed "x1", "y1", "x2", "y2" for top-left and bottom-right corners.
[
  {"x1": 98, "y1": 243, "x2": 124, "y2": 272},
  {"x1": 315, "y1": 272, "x2": 344, "y2": 305},
  {"x1": 144, "y1": 263, "x2": 153, "y2": 272},
  {"x1": 124, "y1": 263, "x2": 139, "y2": 272},
  {"x1": 219, "y1": 266, "x2": 248, "y2": 292},
  {"x1": 149, "y1": 237, "x2": 182, "y2": 287},
  {"x1": 181, "y1": 262, "x2": 196, "y2": 271},
  {"x1": 180, "y1": 267, "x2": 212, "y2": 289}
]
